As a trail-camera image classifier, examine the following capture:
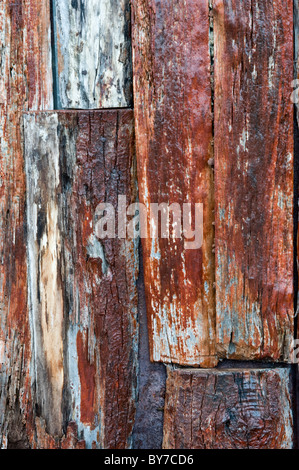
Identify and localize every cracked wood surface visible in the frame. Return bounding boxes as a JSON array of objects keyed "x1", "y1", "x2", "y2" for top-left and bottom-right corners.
[
  {"x1": 24, "y1": 110, "x2": 138, "y2": 448},
  {"x1": 294, "y1": 2, "x2": 299, "y2": 348},
  {"x1": 163, "y1": 367, "x2": 293, "y2": 449},
  {"x1": 214, "y1": 0, "x2": 294, "y2": 361},
  {"x1": 0, "y1": 0, "x2": 53, "y2": 448},
  {"x1": 53, "y1": 0, "x2": 132, "y2": 109},
  {"x1": 132, "y1": 0, "x2": 216, "y2": 367}
]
